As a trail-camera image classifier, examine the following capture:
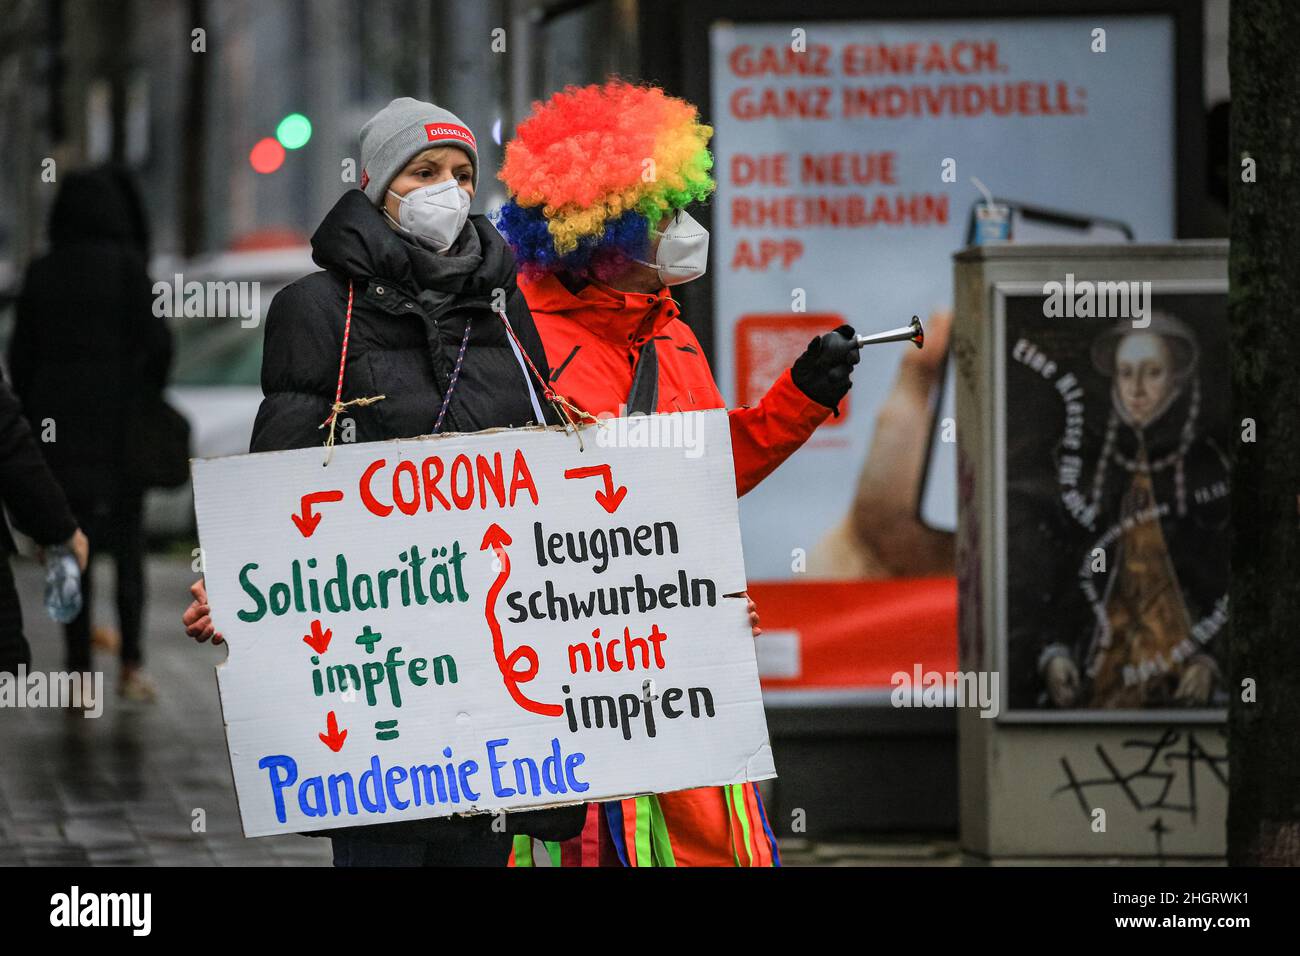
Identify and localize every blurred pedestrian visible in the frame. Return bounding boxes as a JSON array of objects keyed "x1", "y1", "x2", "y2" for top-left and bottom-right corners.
[
  {"x1": 181, "y1": 98, "x2": 583, "y2": 866},
  {"x1": 8, "y1": 165, "x2": 174, "y2": 703},
  {"x1": 0, "y1": 370, "x2": 89, "y2": 677}
]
